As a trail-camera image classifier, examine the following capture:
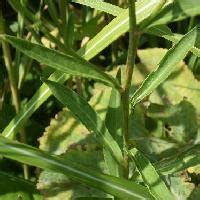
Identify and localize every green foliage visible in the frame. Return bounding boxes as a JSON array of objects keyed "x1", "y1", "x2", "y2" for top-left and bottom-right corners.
[
  {"x1": 0, "y1": 136, "x2": 153, "y2": 200},
  {"x1": 131, "y1": 25, "x2": 200, "y2": 106},
  {"x1": 129, "y1": 148, "x2": 174, "y2": 200},
  {"x1": 0, "y1": 171, "x2": 42, "y2": 200},
  {"x1": 1, "y1": 0, "x2": 200, "y2": 199}
]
